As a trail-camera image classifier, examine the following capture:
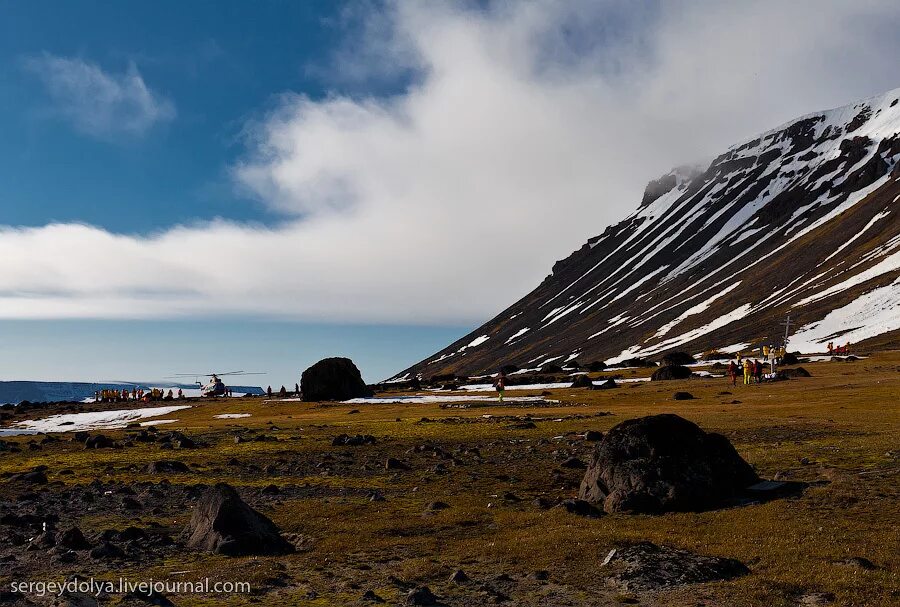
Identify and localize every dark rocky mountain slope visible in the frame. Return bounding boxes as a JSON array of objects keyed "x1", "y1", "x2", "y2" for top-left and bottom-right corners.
[{"x1": 396, "y1": 88, "x2": 900, "y2": 379}]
